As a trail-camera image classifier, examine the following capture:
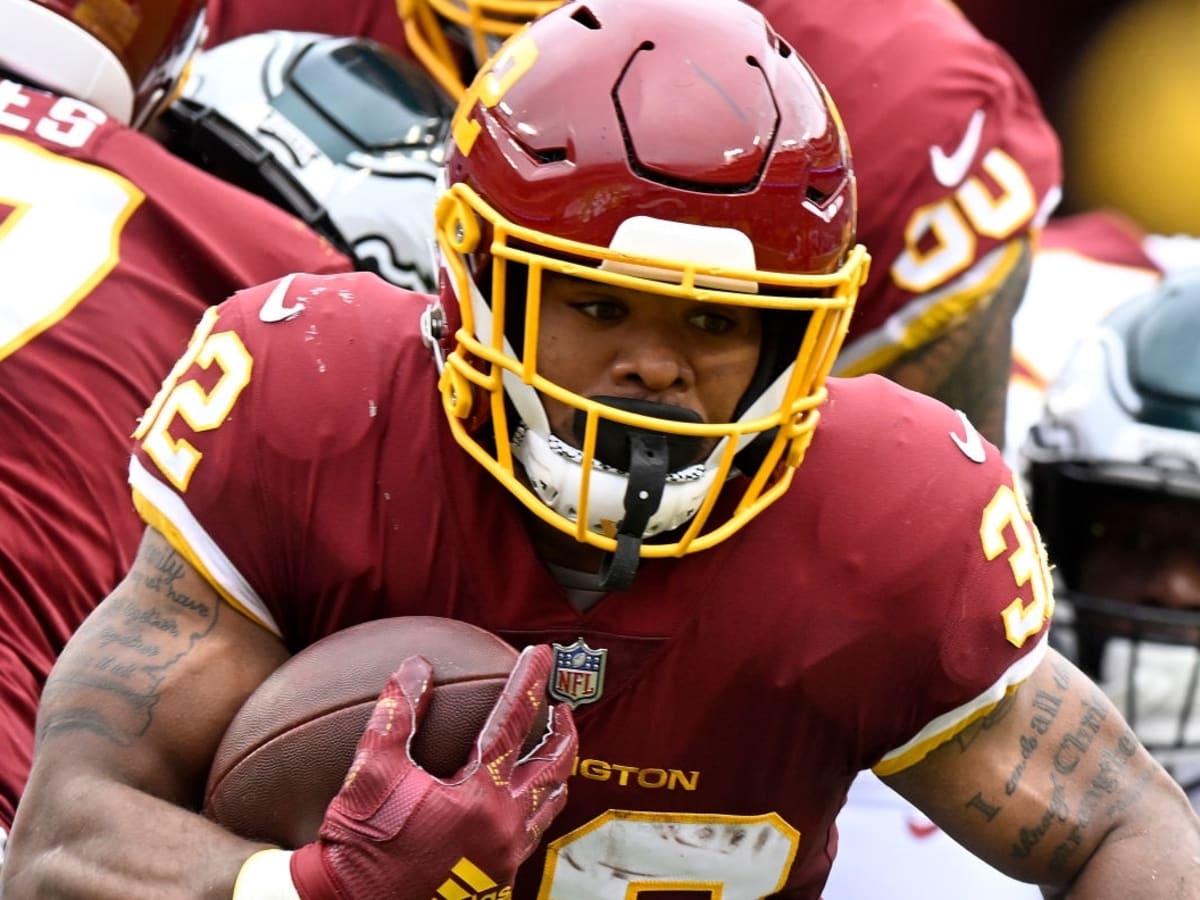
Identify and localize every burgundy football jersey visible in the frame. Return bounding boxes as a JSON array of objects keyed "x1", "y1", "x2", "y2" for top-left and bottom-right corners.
[
  {"x1": 205, "y1": 0, "x2": 410, "y2": 52},
  {"x1": 204, "y1": 0, "x2": 1062, "y2": 379},
  {"x1": 748, "y1": 0, "x2": 1063, "y2": 375},
  {"x1": 130, "y1": 271, "x2": 1054, "y2": 897},
  {"x1": 0, "y1": 79, "x2": 352, "y2": 826}
]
